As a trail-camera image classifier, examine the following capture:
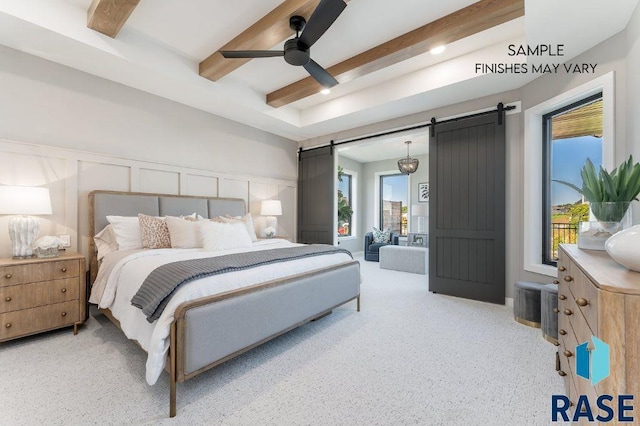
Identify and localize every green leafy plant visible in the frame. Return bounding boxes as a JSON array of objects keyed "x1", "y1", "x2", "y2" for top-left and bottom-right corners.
[
  {"x1": 555, "y1": 155, "x2": 640, "y2": 221},
  {"x1": 338, "y1": 166, "x2": 353, "y2": 233}
]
